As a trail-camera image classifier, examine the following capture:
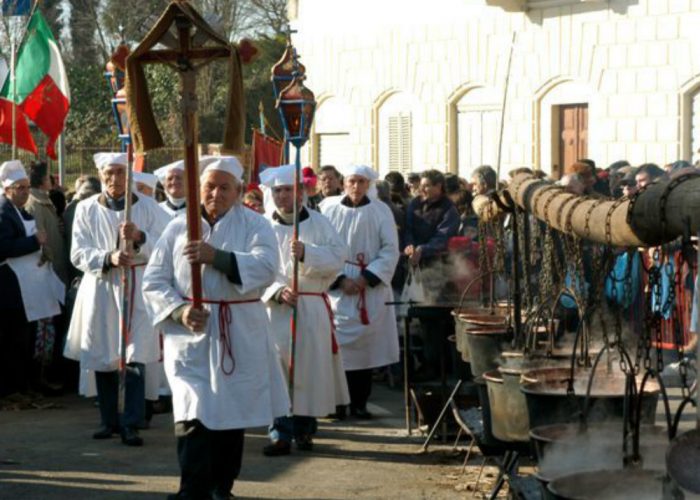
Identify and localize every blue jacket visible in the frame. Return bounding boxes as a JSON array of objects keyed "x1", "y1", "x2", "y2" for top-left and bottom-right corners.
[
  {"x1": 0, "y1": 195, "x2": 40, "y2": 312},
  {"x1": 404, "y1": 195, "x2": 460, "y2": 264}
]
